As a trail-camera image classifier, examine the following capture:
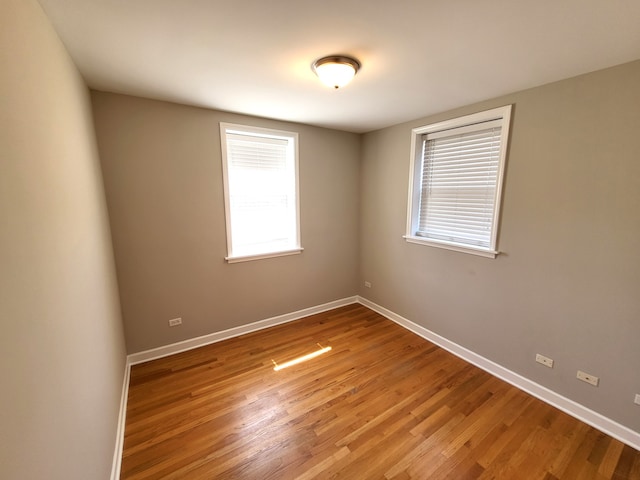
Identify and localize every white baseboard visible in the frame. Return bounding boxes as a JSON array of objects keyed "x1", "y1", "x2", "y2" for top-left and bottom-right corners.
[
  {"x1": 110, "y1": 358, "x2": 131, "y2": 480},
  {"x1": 127, "y1": 296, "x2": 359, "y2": 365},
  {"x1": 356, "y1": 296, "x2": 640, "y2": 451}
]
